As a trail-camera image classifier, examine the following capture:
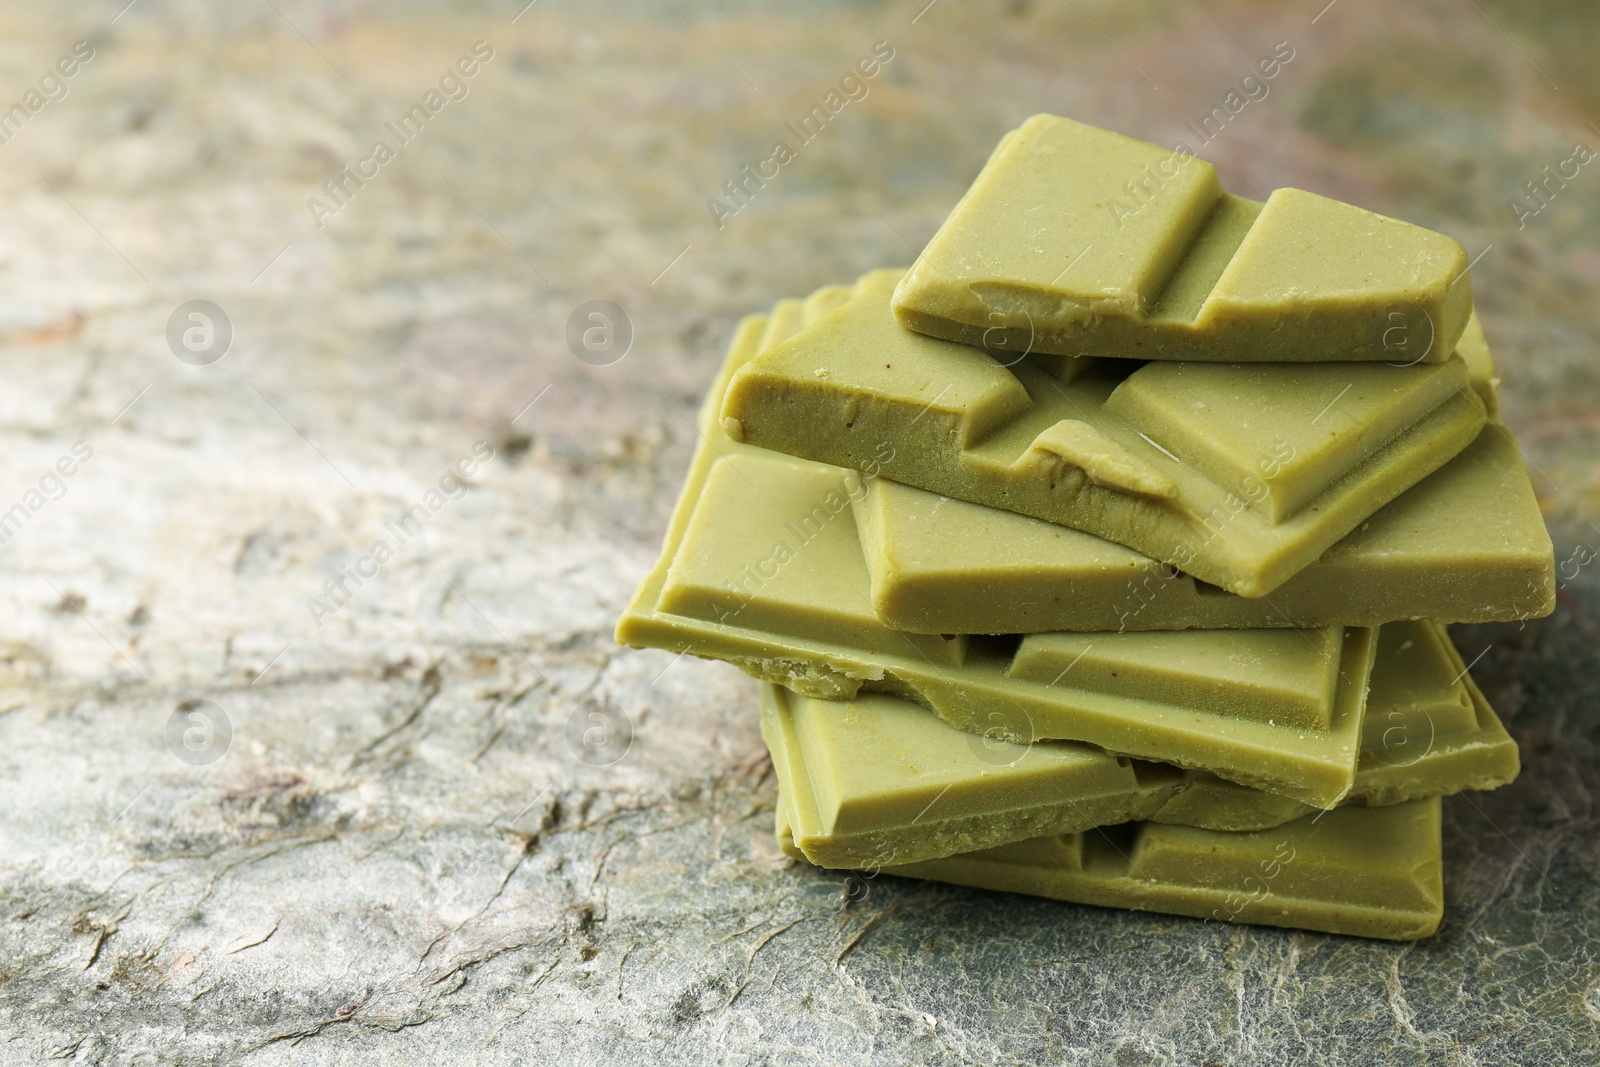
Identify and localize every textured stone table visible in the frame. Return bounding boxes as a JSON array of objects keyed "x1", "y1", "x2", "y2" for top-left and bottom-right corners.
[{"x1": 1, "y1": 1, "x2": 1597, "y2": 1063}]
